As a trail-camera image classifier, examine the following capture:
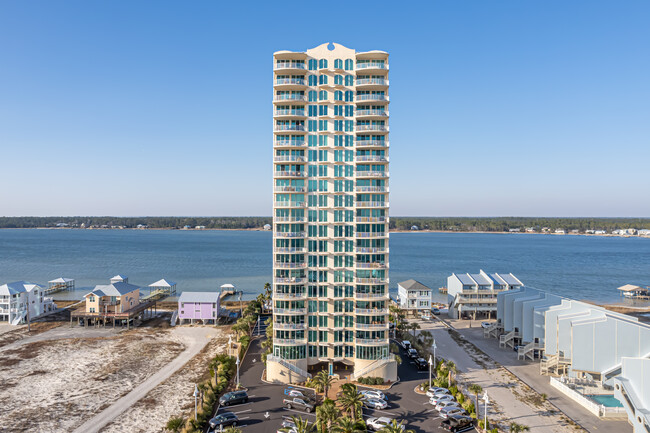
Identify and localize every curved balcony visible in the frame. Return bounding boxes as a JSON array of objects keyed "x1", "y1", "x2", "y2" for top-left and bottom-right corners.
[
  {"x1": 273, "y1": 203, "x2": 306, "y2": 210},
  {"x1": 274, "y1": 277, "x2": 306, "y2": 284},
  {"x1": 274, "y1": 171, "x2": 306, "y2": 178},
  {"x1": 274, "y1": 185, "x2": 306, "y2": 193},
  {"x1": 355, "y1": 338, "x2": 388, "y2": 346},
  {"x1": 275, "y1": 78, "x2": 306, "y2": 87},
  {"x1": 355, "y1": 62, "x2": 388, "y2": 71},
  {"x1": 273, "y1": 217, "x2": 306, "y2": 224},
  {"x1": 355, "y1": 171, "x2": 389, "y2": 178},
  {"x1": 355, "y1": 155, "x2": 388, "y2": 163},
  {"x1": 274, "y1": 109, "x2": 306, "y2": 118},
  {"x1": 355, "y1": 140, "x2": 388, "y2": 148},
  {"x1": 273, "y1": 292, "x2": 307, "y2": 300},
  {"x1": 274, "y1": 338, "x2": 307, "y2": 346},
  {"x1": 273, "y1": 322, "x2": 306, "y2": 330},
  {"x1": 355, "y1": 262, "x2": 388, "y2": 269},
  {"x1": 356, "y1": 201, "x2": 389, "y2": 208},
  {"x1": 355, "y1": 233, "x2": 388, "y2": 239},
  {"x1": 356, "y1": 277, "x2": 389, "y2": 284},
  {"x1": 275, "y1": 140, "x2": 305, "y2": 147},
  {"x1": 355, "y1": 109, "x2": 388, "y2": 118},
  {"x1": 355, "y1": 124, "x2": 389, "y2": 132},
  {"x1": 274, "y1": 231, "x2": 306, "y2": 237},
  {"x1": 355, "y1": 216, "x2": 388, "y2": 223},
  {"x1": 274, "y1": 125, "x2": 306, "y2": 132},
  {"x1": 273, "y1": 307, "x2": 307, "y2": 315},
  {"x1": 355, "y1": 186, "x2": 388, "y2": 193},
  {"x1": 274, "y1": 262, "x2": 307, "y2": 269},
  {"x1": 274, "y1": 155, "x2": 306, "y2": 163},
  {"x1": 273, "y1": 94, "x2": 306, "y2": 103},
  {"x1": 274, "y1": 62, "x2": 307, "y2": 71},
  {"x1": 355, "y1": 78, "x2": 389, "y2": 87},
  {"x1": 354, "y1": 292, "x2": 388, "y2": 299},
  {"x1": 355, "y1": 322, "x2": 389, "y2": 330},
  {"x1": 273, "y1": 246, "x2": 306, "y2": 252},
  {"x1": 355, "y1": 247, "x2": 388, "y2": 254},
  {"x1": 355, "y1": 94, "x2": 389, "y2": 103},
  {"x1": 355, "y1": 308, "x2": 389, "y2": 315}
]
